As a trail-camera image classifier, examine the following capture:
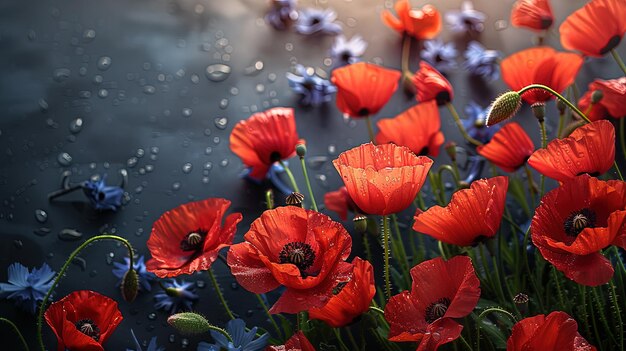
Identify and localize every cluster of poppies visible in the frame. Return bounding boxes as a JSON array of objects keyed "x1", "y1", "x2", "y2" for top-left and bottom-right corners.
[{"x1": 21, "y1": 0, "x2": 626, "y2": 350}]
